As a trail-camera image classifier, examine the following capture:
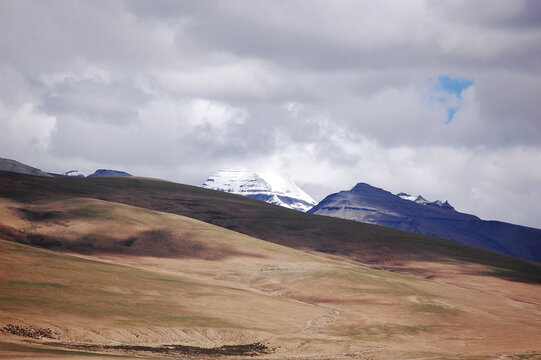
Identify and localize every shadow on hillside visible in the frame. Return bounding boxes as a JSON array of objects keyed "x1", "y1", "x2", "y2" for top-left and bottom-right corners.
[{"x1": 0, "y1": 224, "x2": 265, "y2": 261}]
